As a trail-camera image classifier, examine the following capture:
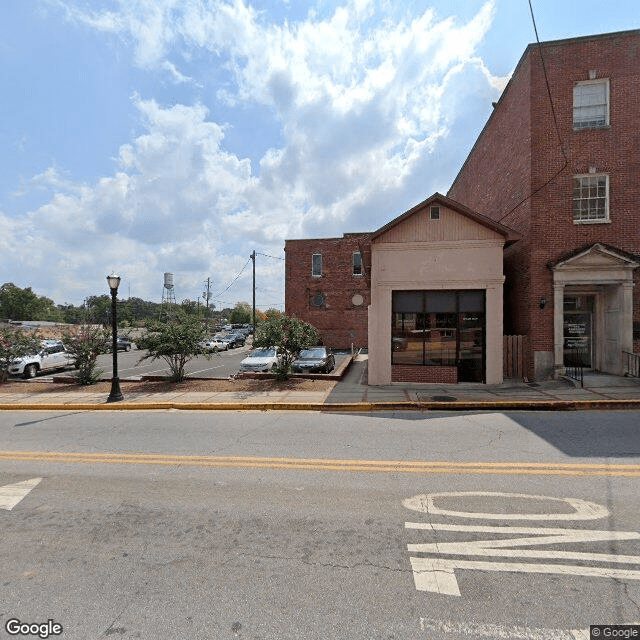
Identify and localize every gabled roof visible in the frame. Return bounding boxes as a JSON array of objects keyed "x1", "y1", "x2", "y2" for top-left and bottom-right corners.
[
  {"x1": 548, "y1": 243, "x2": 639, "y2": 271},
  {"x1": 370, "y1": 193, "x2": 520, "y2": 246}
]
